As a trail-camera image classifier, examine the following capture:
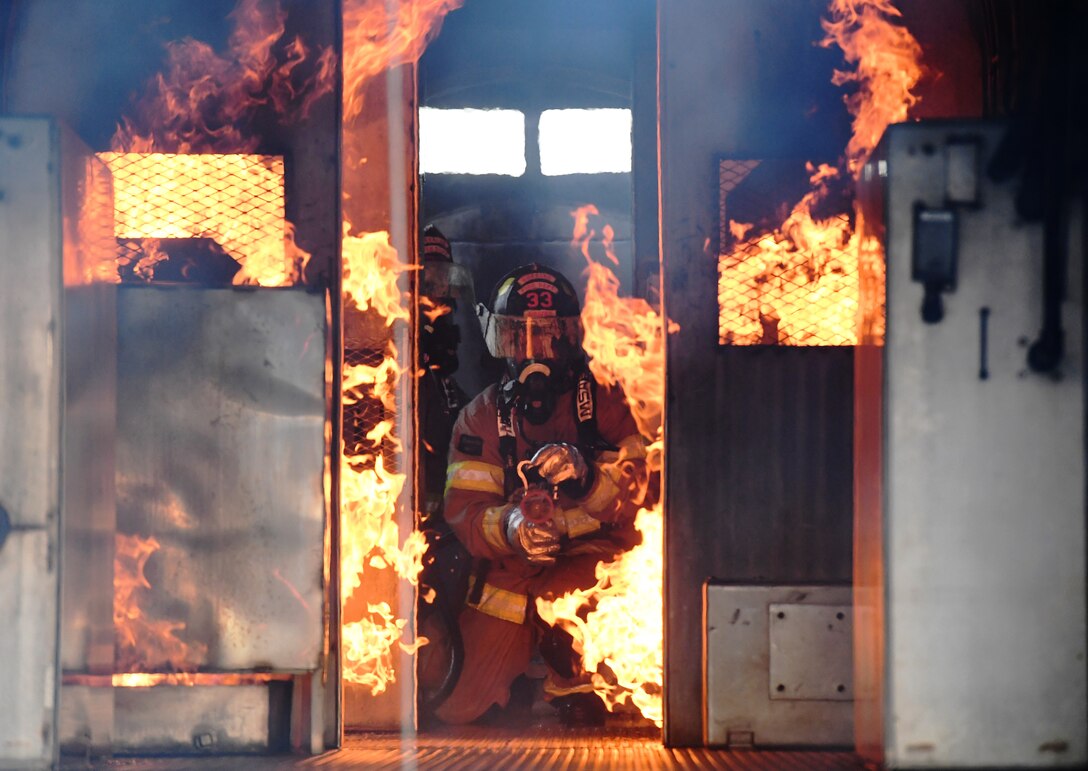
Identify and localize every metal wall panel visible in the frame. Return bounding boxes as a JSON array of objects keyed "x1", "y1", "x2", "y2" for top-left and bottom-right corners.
[
  {"x1": 0, "y1": 117, "x2": 64, "y2": 768},
  {"x1": 60, "y1": 685, "x2": 272, "y2": 755},
  {"x1": 115, "y1": 286, "x2": 327, "y2": 672},
  {"x1": 707, "y1": 347, "x2": 854, "y2": 583},
  {"x1": 60, "y1": 285, "x2": 117, "y2": 674},
  {"x1": 0, "y1": 532, "x2": 58, "y2": 768},
  {"x1": 705, "y1": 584, "x2": 853, "y2": 748},
  {"x1": 868, "y1": 121, "x2": 1086, "y2": 767},
  {"x1": 0, "y1": 119, "x2": 62, "y2": 531}
]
